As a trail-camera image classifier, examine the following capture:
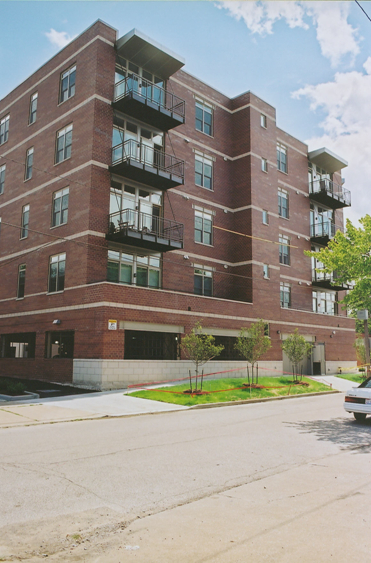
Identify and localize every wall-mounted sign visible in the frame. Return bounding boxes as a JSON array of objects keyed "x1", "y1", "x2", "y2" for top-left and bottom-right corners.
[
  {"x1": 108, "y1": 319, "x2": 117, "y2": 330},
  {"x1": 357, "y1": 310, "x2": 368, "y2": 321}
]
